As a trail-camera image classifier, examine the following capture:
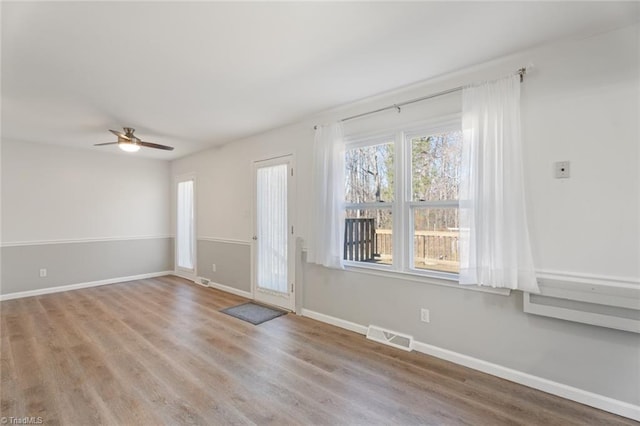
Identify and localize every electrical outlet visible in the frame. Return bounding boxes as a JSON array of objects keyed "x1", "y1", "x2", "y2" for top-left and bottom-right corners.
[
  {"x1": 39, "y1": 268, "x2": 47, "y2": 278},
  {"x1": 212, "y1": 264, "x2": 216, "y2": 272},
  {"x1": 555, "y1": 161, "x2": 570, "y2": 178},
  {"x1": 420, "y1": 308, "x2": 430, "y2": 323}
]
